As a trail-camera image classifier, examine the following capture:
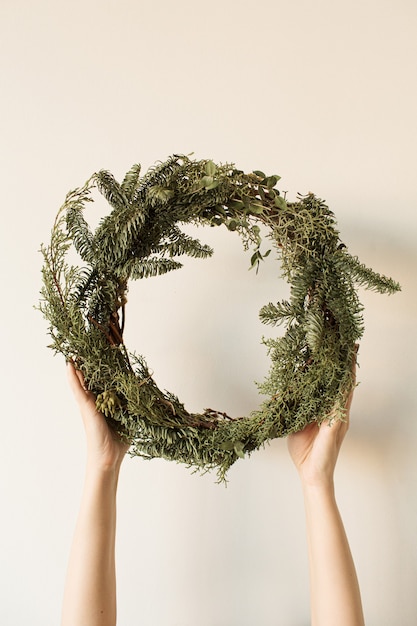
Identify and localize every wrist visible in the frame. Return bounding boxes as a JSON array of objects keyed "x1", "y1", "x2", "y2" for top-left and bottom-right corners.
[
  {"x1": 301, "y1": 482, "x2": 339, "y2": 522},
  {"x1": 296, "y1": 460, "x2": 337, "y2": 492},
  {"x1": 300, "y1": 476, "x2": 335, "y2": 498},
  {"x1": 85, "y1": 462, "x2": 122, "y2": 489},
  {"x1": 85, "y1": 447, "x2": 127, "y2": 477}
]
